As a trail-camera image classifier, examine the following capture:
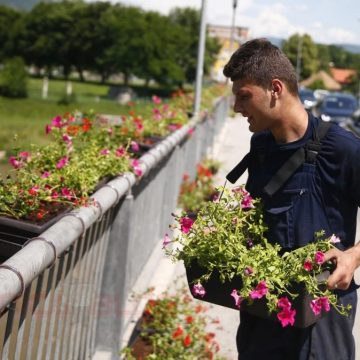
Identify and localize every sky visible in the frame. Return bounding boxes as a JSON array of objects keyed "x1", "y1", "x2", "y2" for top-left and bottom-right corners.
[{"x1": 88, "y1": 0, "x2": 360, "y2": 46}]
